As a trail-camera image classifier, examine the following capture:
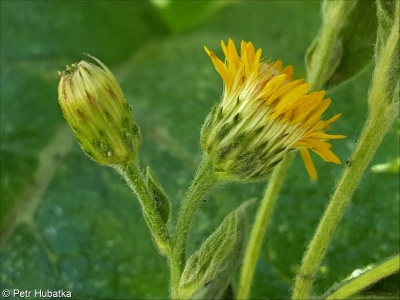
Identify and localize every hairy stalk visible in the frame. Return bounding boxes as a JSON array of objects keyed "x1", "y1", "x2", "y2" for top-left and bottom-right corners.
[
  {"x1": 115, "y1": 163, "x2": 172, "y2": 256},
  {"x1": 323, "y1": 255, "x2": 400, "y2": 299},
  {"x1": 237, "y1": 154, "x2": 293, "y2": 299},
  {"x1": 307, "y1": 27, "x2": 339, "y2": 91},
  {"x1": 293, "y1": 5, "x2": 399, "y2": 297},
  {"x1": 292, "y1": 104, "x2": 397, "y2": 299},
  {"x1": 170, "y1": 158, "x2": 219, "y2": 298},
  {"x1": 307, "y1": 1, "x2": 357, "y2": 91}
]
